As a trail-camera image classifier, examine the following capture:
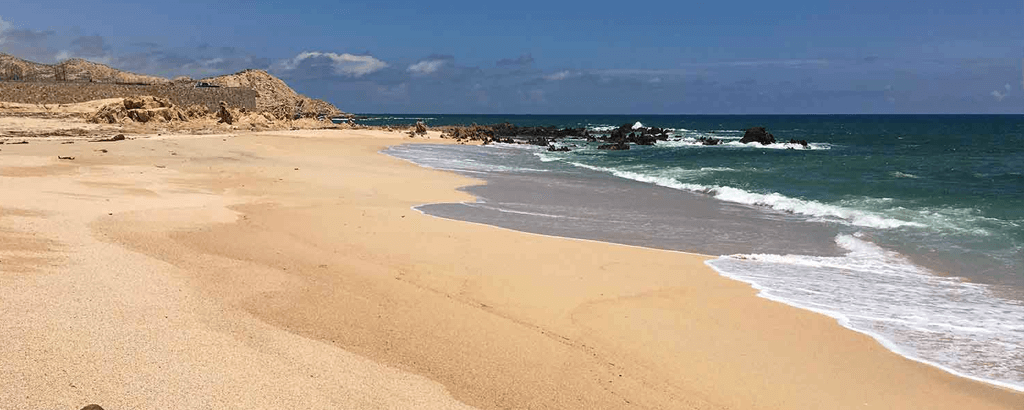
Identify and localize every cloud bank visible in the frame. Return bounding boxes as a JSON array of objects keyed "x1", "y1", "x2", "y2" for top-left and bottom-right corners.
[
  {"x1": 275, "y1": 51, "x2": 387, "y2": 77},
  {"x1": 0, "y1": 15, "x2": 1020, "y2": 114}
]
